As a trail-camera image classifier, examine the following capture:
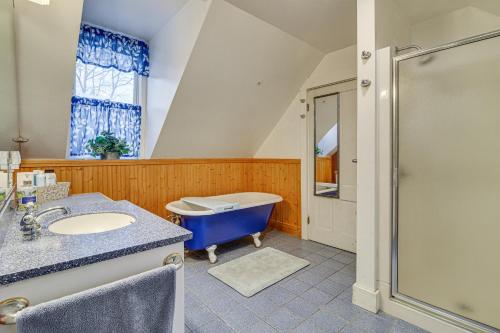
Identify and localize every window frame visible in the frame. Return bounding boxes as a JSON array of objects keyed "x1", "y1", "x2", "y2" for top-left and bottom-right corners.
[{"x1": 67, "y1": 64, "x2": 147, "y2": 160}]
